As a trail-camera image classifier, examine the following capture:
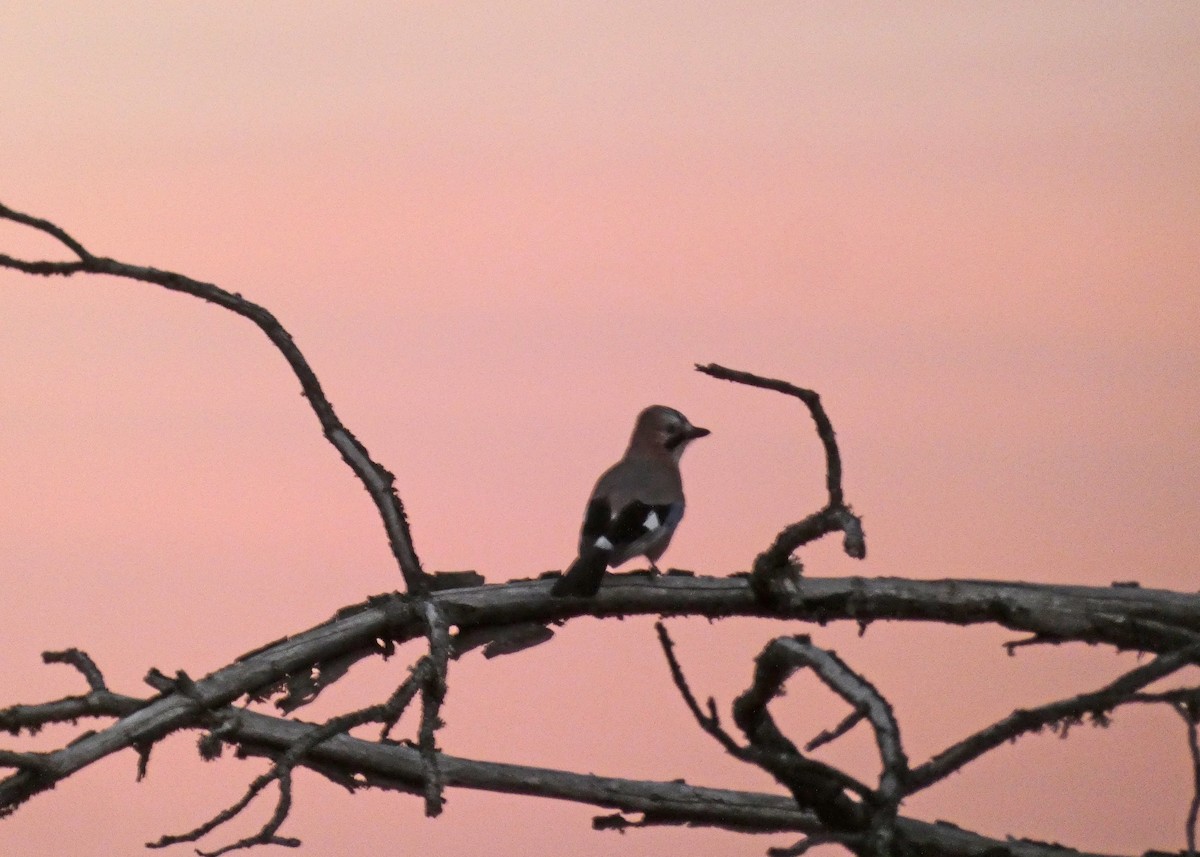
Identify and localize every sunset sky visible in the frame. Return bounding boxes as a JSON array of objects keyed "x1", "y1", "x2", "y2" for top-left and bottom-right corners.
[{"x1": 2, "y1": 4, "x2": 1199, "y2": 855}]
